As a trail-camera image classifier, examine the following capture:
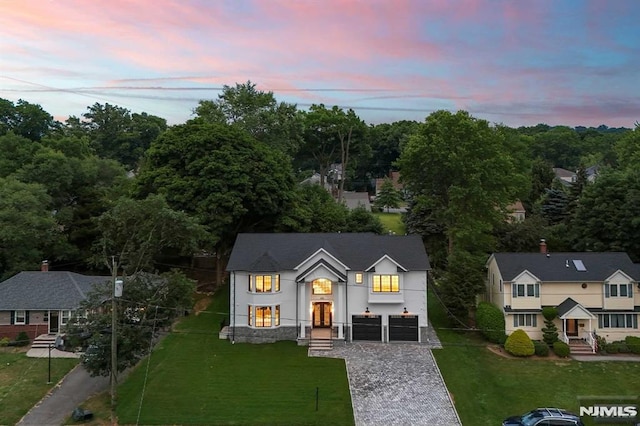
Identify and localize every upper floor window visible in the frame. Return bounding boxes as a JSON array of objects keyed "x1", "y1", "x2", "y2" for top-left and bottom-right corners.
[
  {"x1": 312, "y1": 278, "x2": 332, "y2": 295},
  {"x1": 373, "y1": 274, "x2": 399, "y2": 292},
  {"x1": 248, "y1": 274, "x2": 280, "y2": 293},
  {"x1": 355, "y1": 273, "x2": 363, "y2": 284},
  {"x1": 605, "y1": 283, "x2": 632, "y2": 298},
  {"x1": 512, "y1": 283, "x2": 539, "y2": 298}
]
